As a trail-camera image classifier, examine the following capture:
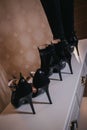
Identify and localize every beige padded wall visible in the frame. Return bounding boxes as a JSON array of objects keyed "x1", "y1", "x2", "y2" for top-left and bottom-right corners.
[
  {"x1": 0, "y1": 0, "x2": 52, "y2": 79},
  {"x1": 0, "y1": 0, "x2": 52, "y2": 112}
]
